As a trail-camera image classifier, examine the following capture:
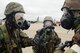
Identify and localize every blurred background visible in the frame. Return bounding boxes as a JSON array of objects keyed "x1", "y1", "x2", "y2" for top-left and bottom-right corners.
[{"x1": 0, "y1": 0, "x2": 65, "y2": 22}]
